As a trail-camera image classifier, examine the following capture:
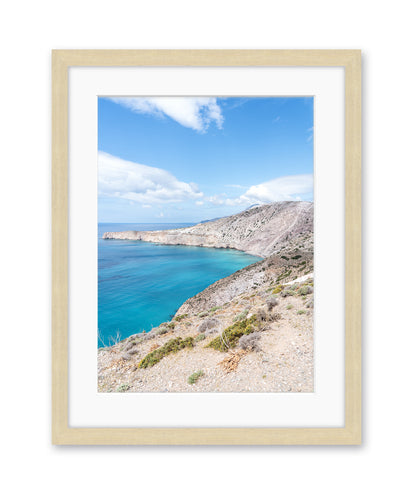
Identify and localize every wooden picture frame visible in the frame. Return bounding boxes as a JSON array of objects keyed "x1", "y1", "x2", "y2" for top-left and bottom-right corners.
[{"x1": 52, "y1": 49, "x2": 361, "y2": 445}]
